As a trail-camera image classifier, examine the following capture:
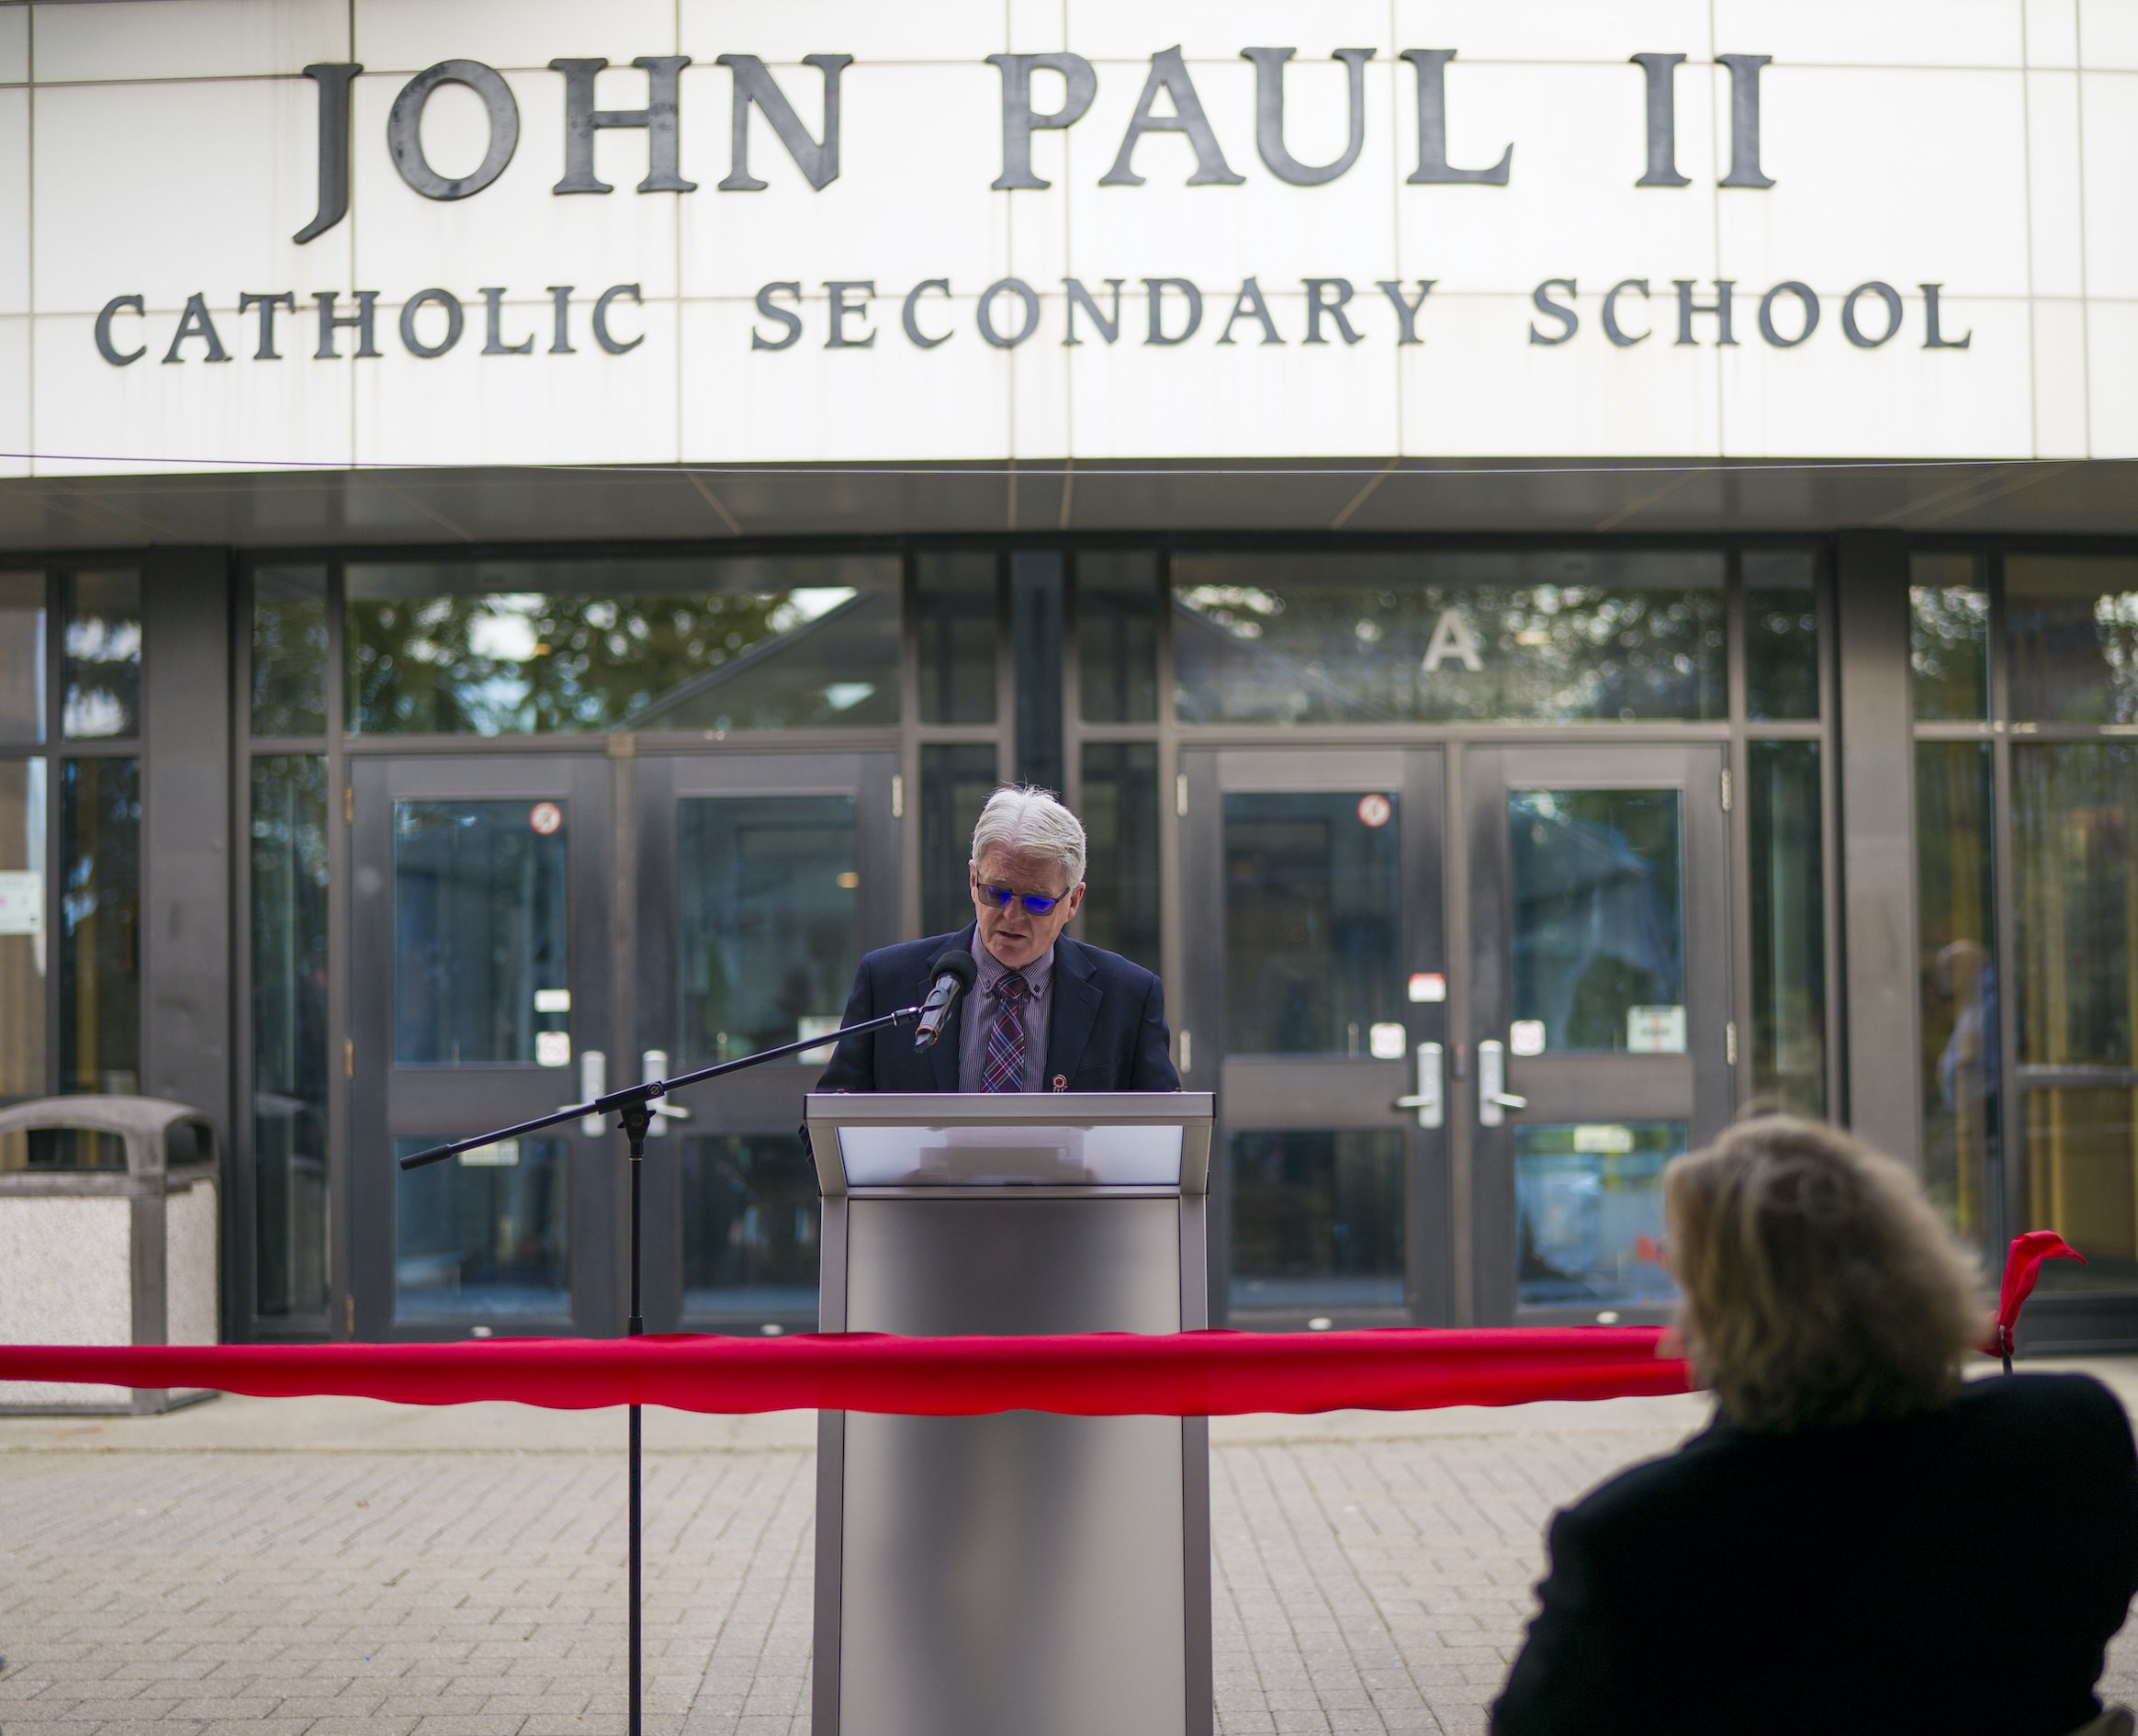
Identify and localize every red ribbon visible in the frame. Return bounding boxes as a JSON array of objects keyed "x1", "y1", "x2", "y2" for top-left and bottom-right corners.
[
  {"x1": 0, "y1": 1327, "x2": 1688, "y2": 1416},
  {"x1": 1983, "y1": 1230, "x2": 2086, "y2": 1358}
]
